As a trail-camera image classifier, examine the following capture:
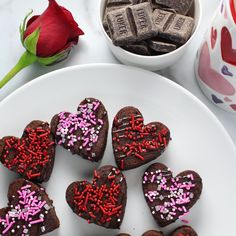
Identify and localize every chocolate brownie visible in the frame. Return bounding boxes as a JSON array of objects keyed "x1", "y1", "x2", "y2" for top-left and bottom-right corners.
[
  {"x1": 0, "y1": 120, "x2": 56, "y2": 183},
  {"x1": 66, "y1": 165, "x2": 127, "y2": 229},
  {"x1": 0, "y1": 178, "x2": 60, "y2": 235},
  {"x1": 115, "y1": 226, "x2": 198, "y2": 236},
  {"x1": 51, "y1": 98, "x2": 109, "y2": 162},
  {"x1": 170, "y1": 225, "x2": 198, "y2": 236},
  {"x1": 112, "y1": 106, "x2": 170, "y2": 170},
  {"x1": 142, "y1": 163, "x2": 203, "y2": 227},
  {"x1": 142, "y1": 230, "x2": 164, "y2": 236}
]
